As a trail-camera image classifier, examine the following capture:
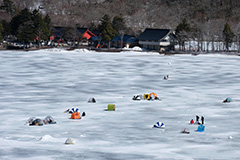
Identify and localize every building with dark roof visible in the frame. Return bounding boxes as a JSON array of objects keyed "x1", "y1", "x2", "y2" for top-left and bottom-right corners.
[
  {"x1": 138, "y1": 28, "x2": 176, "y2": 51},
  {"x1": 112, "y1": 35, "x2": 138, "y2": 48},
  {"x1": 52, "y1": 27, "x2": 97, "y2": 46}
]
